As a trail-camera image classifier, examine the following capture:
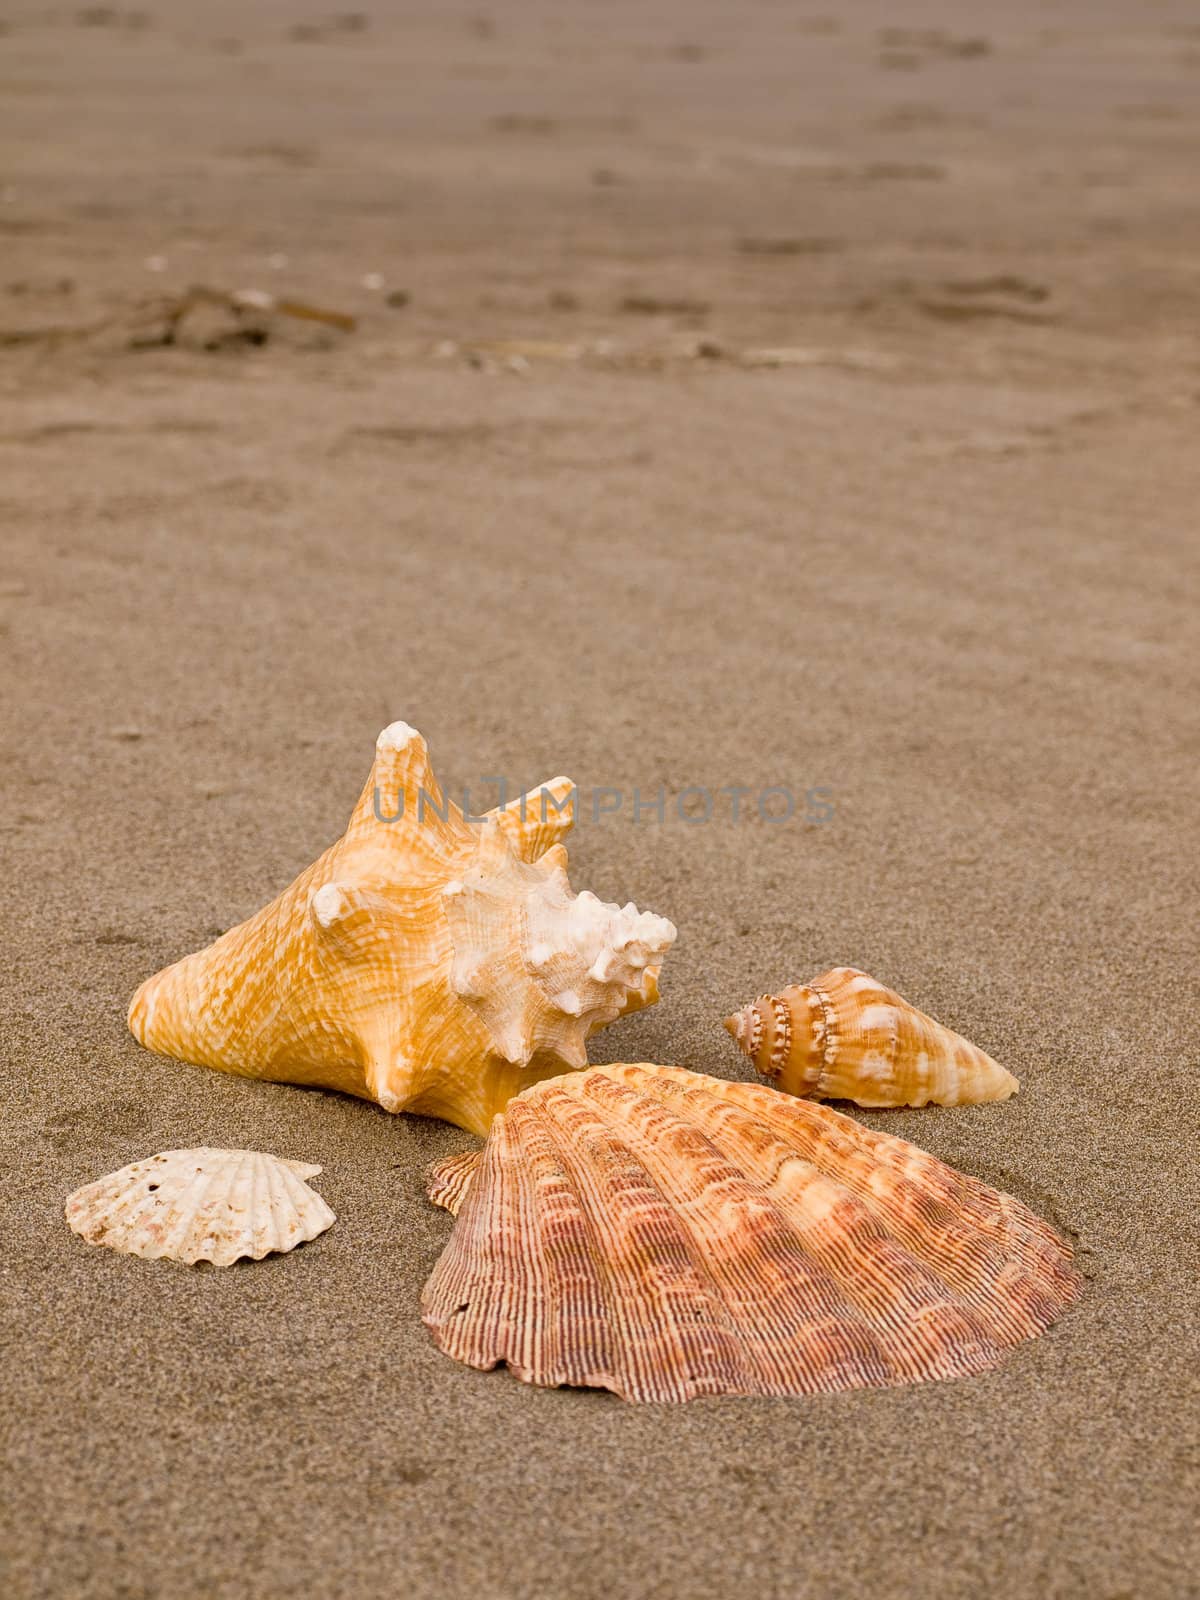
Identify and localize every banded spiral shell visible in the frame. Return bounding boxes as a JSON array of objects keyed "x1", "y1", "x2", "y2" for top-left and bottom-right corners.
[
  {"x1": 128, "y1": 722, "x2": 675, "y2": 1136},
  {"x1": 64, "y1": 1148, "x2": 335, "y2": 1265},
  {"x1": 724, "y1": 967, "x2": 1019, "y2": 1107},
  {"x1": 422, "y1": 1063, "x2": 1079, "y2": 1402}
]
